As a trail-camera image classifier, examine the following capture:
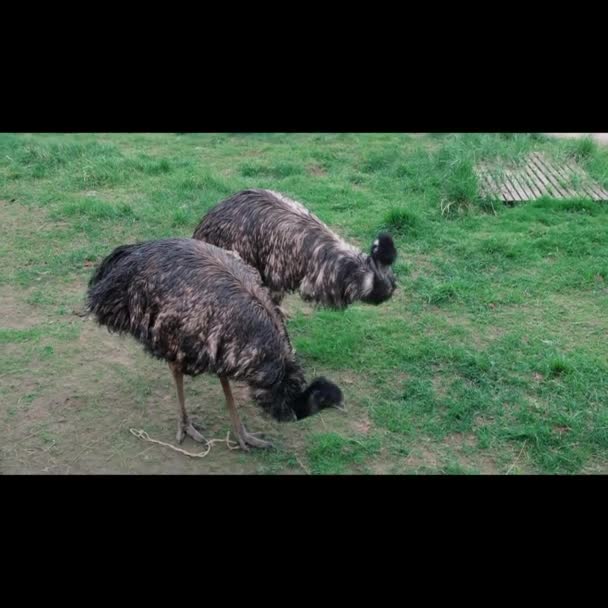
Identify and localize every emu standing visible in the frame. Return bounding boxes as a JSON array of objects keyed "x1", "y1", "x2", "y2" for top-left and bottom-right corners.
[
  {"x1": 87, "y1": 238, "x2": 343, "y2": 450},
  {"x1": 192, "y1": 189, "x2": 398, "y2": 309}
]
